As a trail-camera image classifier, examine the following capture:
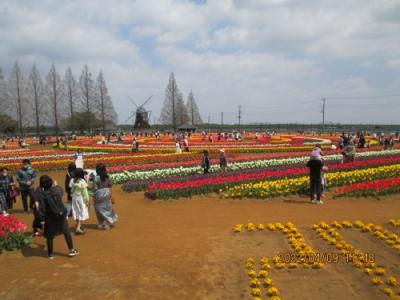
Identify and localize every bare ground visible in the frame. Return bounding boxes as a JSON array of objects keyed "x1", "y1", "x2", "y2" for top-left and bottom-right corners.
[{"x1": 1, "y1": 170, "x2": 399, "y2": 300}]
